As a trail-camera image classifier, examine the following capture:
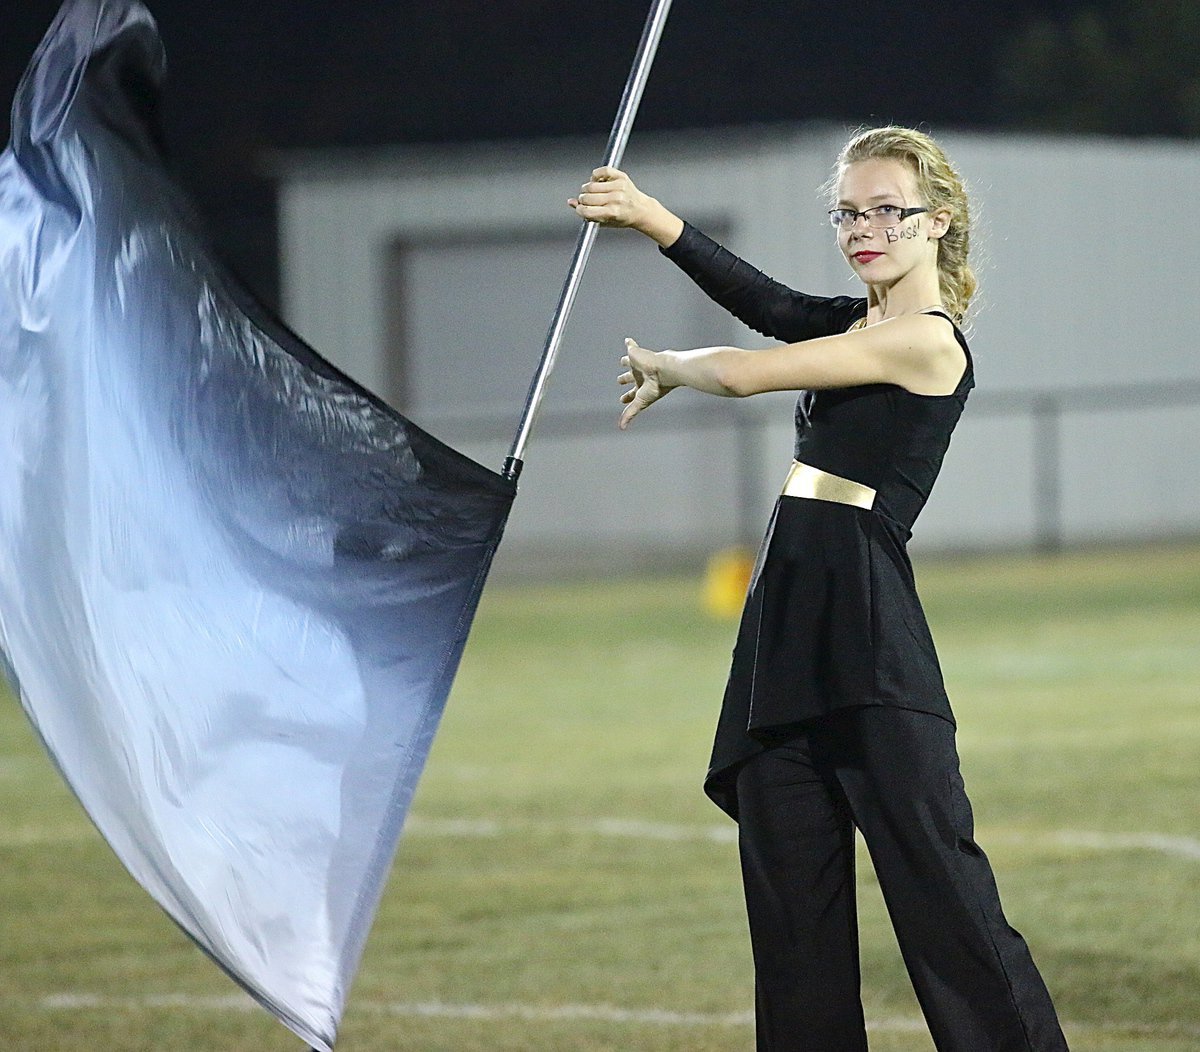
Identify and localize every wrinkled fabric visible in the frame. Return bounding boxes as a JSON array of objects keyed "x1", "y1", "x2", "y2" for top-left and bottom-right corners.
[{"x1": 0, "y1": 2, "x2": 515, "y2": 1048}]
